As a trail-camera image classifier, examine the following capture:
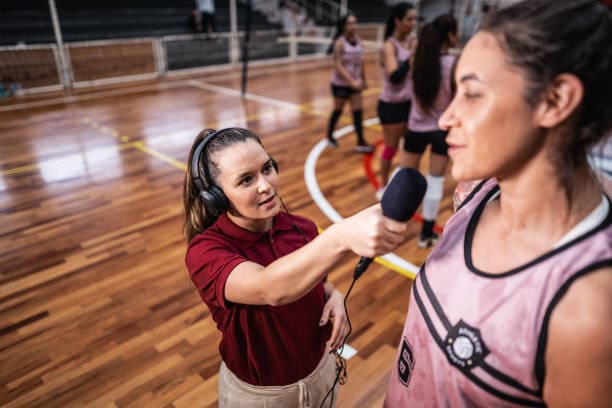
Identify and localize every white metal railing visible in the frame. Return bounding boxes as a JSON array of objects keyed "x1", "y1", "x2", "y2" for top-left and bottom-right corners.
[{"x1": 0, "y1": 23, "x2": 383, "y2": 96}]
